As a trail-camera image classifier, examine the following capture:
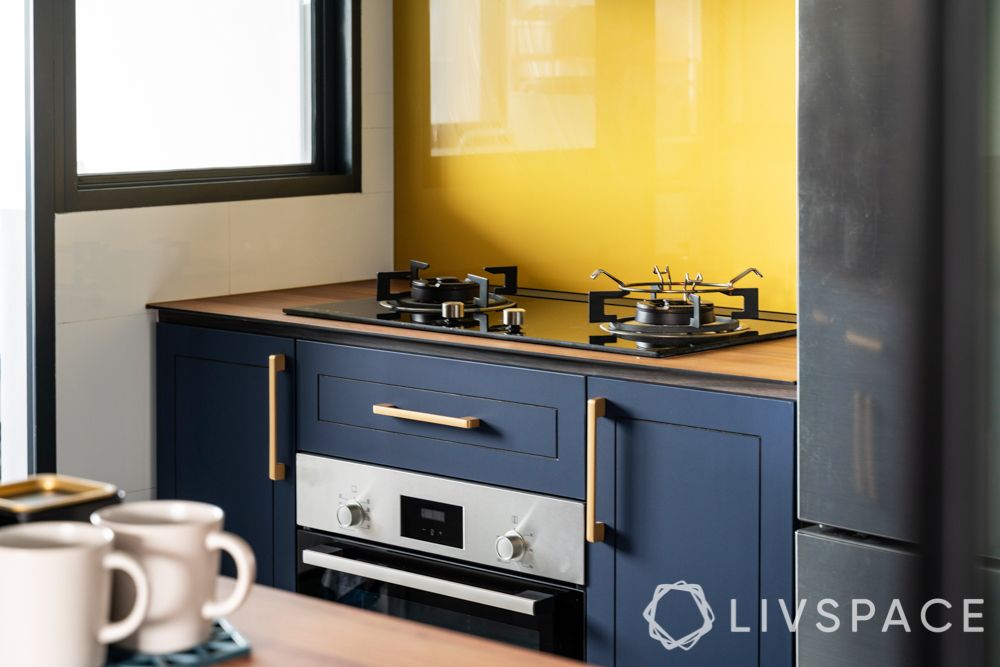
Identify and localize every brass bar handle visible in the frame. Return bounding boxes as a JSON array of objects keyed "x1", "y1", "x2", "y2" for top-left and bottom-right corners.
[
  {"x1": 586, "y1": 397, "x2": 606, "y2": 543},
  {"x1": 268, "y1": 354, "x2": 287, "y2": 481},
  {"x1": 372, "y1": 403, "x2": 481, "y2": 429}
]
